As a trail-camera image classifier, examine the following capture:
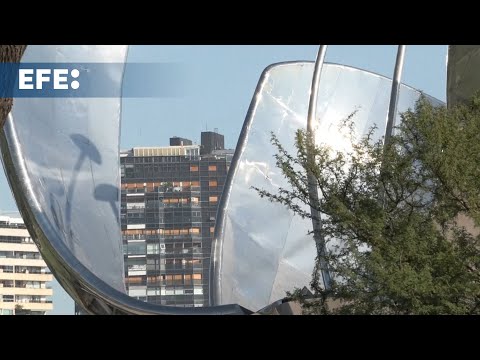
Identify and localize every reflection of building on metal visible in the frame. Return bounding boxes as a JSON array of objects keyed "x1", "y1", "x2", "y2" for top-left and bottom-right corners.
[
  {"x1": 1, "y1": 45, "x2": 453, "y2": 315},
  {"x1": 0, "y1": 216, "x2": 53, "y2": 315}
]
